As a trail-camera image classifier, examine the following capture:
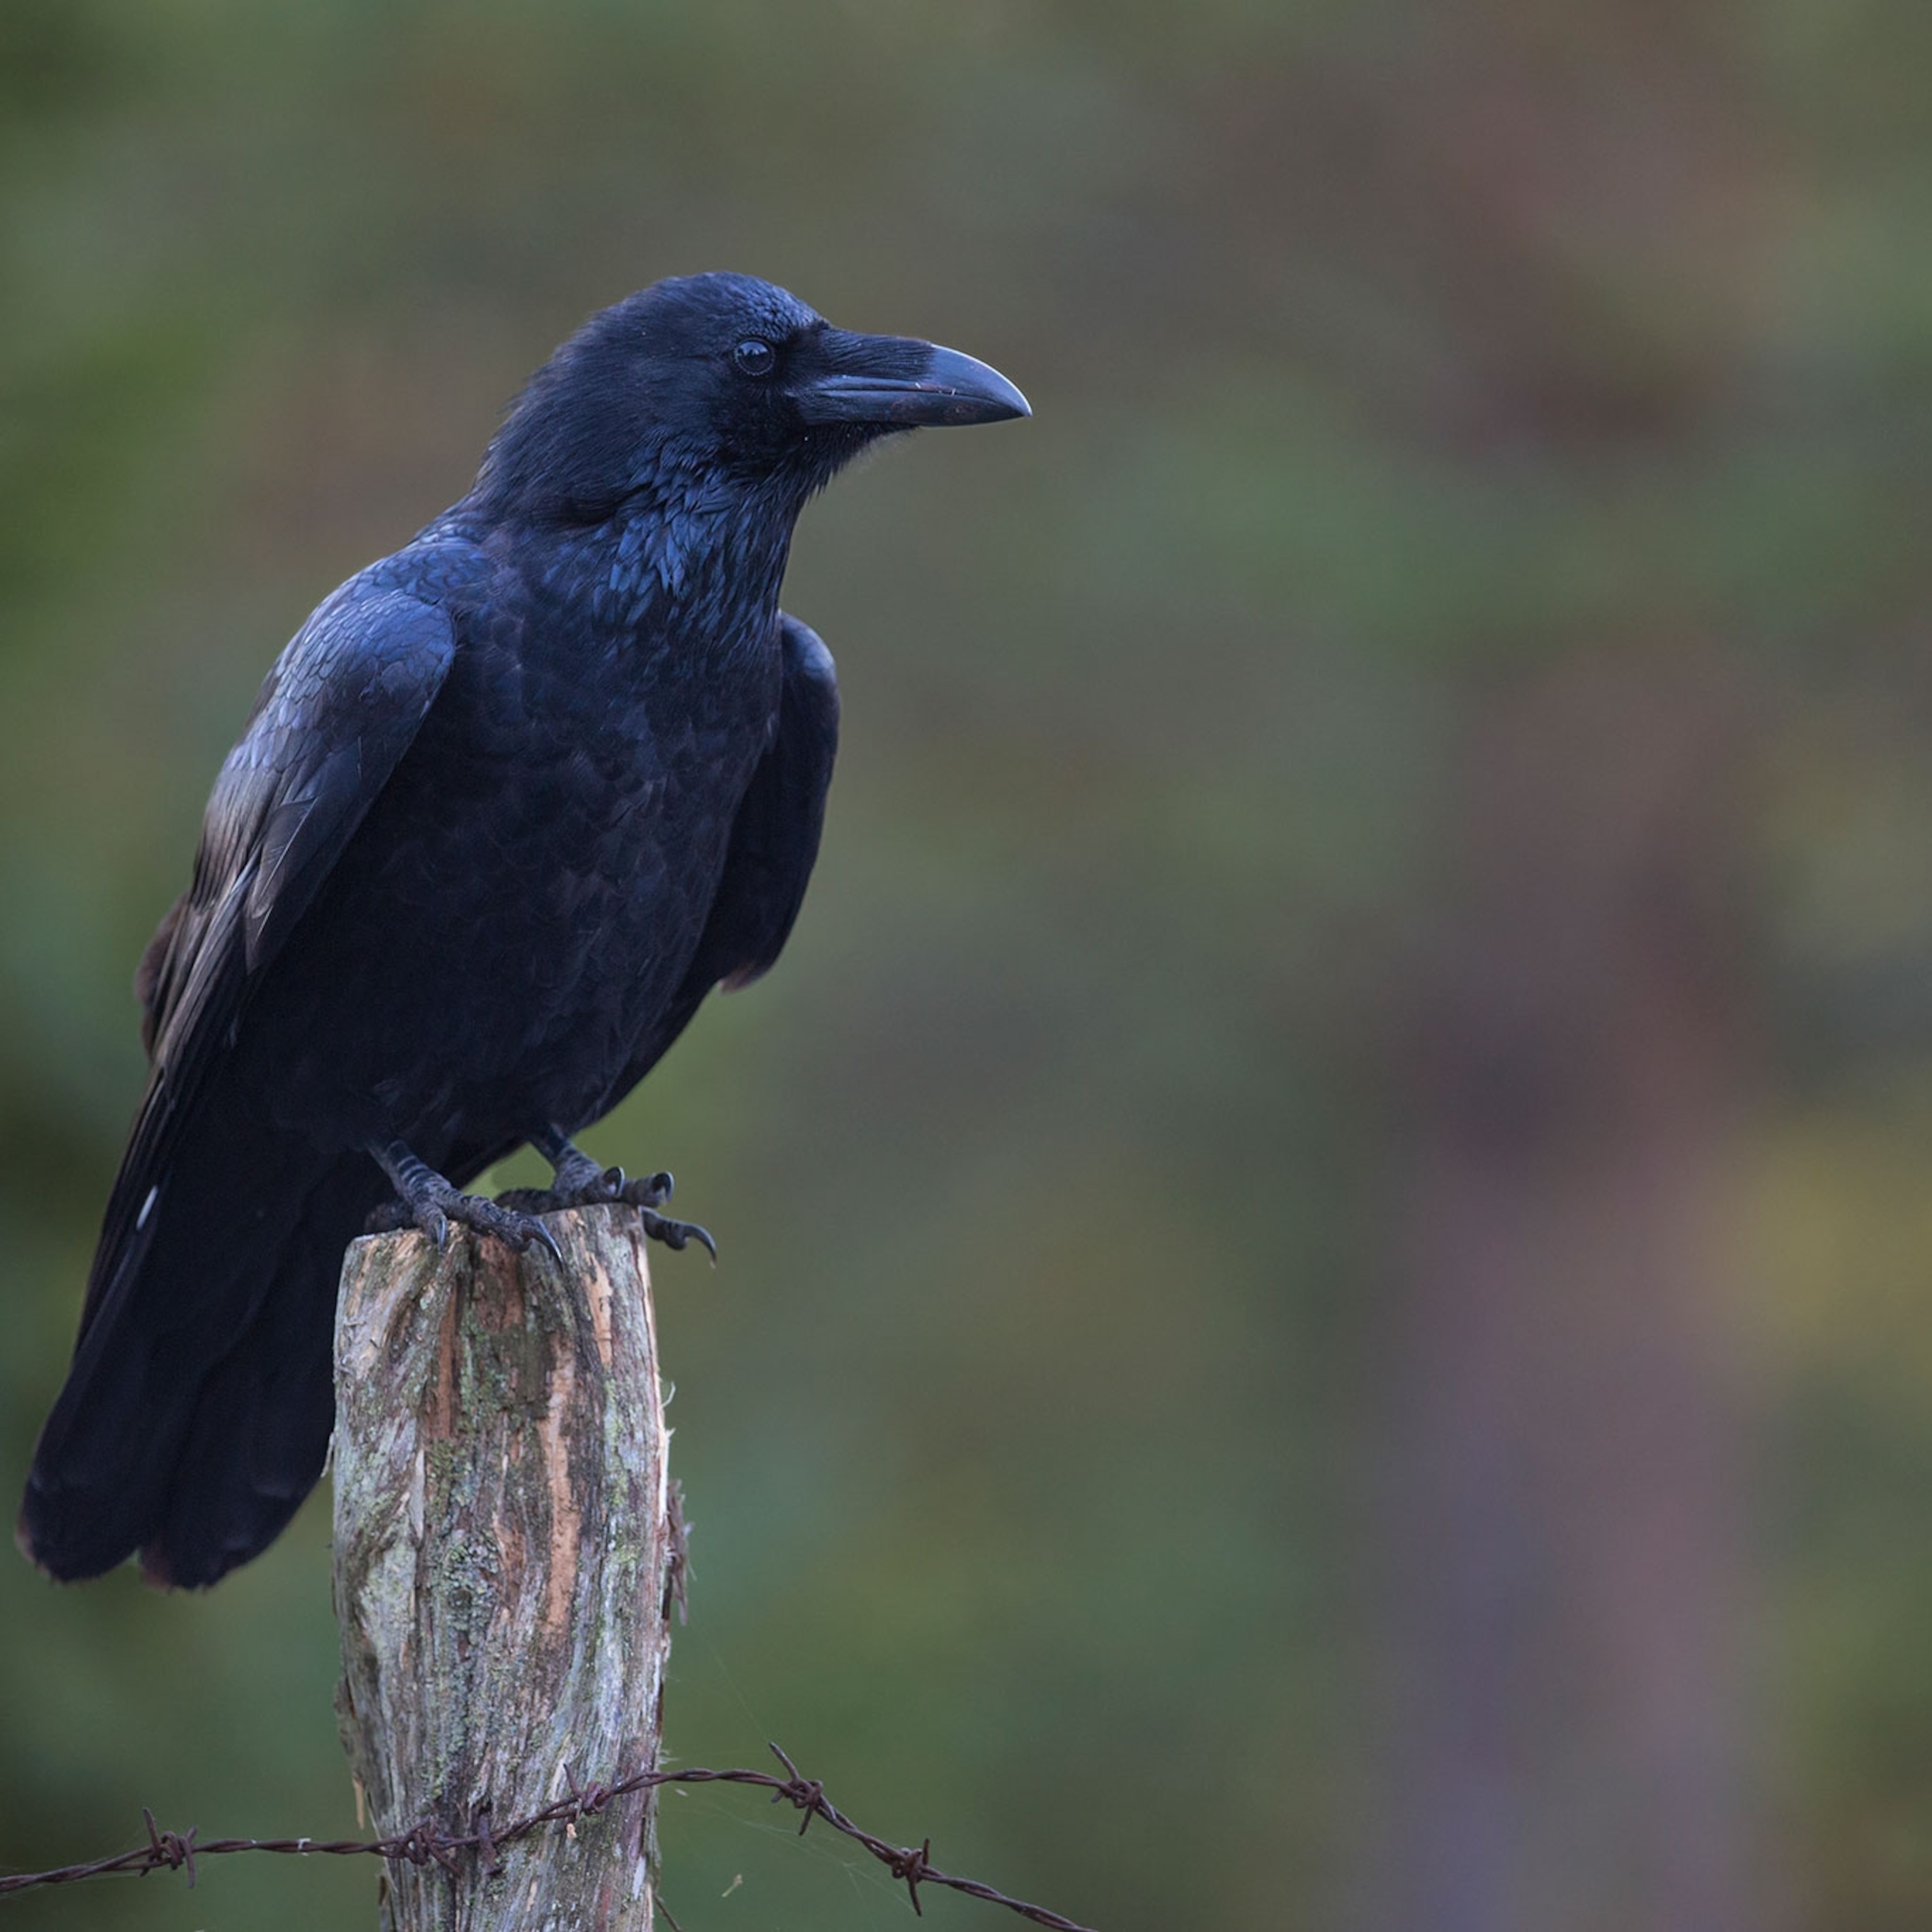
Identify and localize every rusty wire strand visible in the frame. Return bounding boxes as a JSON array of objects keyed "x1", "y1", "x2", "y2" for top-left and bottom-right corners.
[{"x1": 0, "y1": 1741, "x2": 1097, "y2": 1929}]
